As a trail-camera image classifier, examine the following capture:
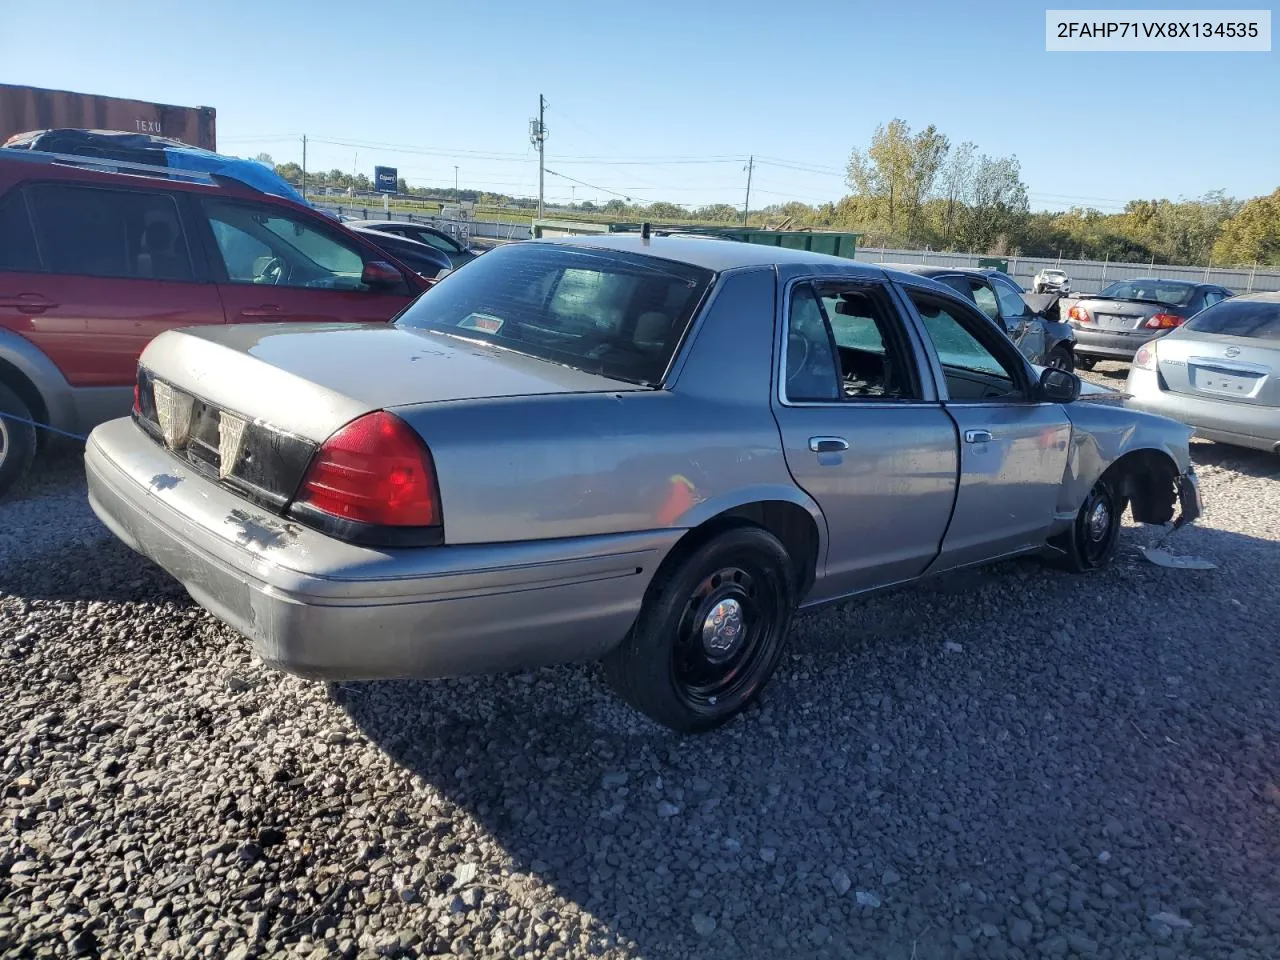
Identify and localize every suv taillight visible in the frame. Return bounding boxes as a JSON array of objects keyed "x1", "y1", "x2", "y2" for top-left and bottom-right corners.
[
  {"x1": 1067, "y1": 305, "x2": 1091, "y2": 323},
  {"x1": 1145, "y1": 313, "x2": 1185, "y2": 329},
  {"x1": 294, "y1": 411, "x2": 442, "y2": 539},
  {"x1": 1133, "y1": 342, "x2": 1158, "y2": 371}
]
